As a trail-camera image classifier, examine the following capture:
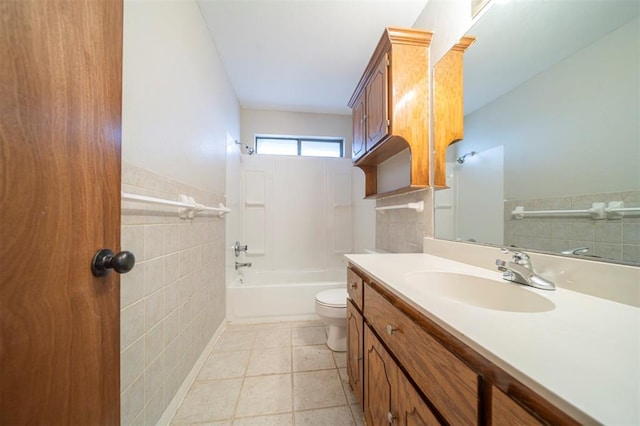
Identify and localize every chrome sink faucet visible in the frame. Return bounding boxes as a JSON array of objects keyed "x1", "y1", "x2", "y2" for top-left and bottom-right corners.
[
  {"x1": 560, "y1": 247, "x2": 589, "y2": 255},
  {"x1": 495, "y1": 248, "x2": 555, "y2": 291}
]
